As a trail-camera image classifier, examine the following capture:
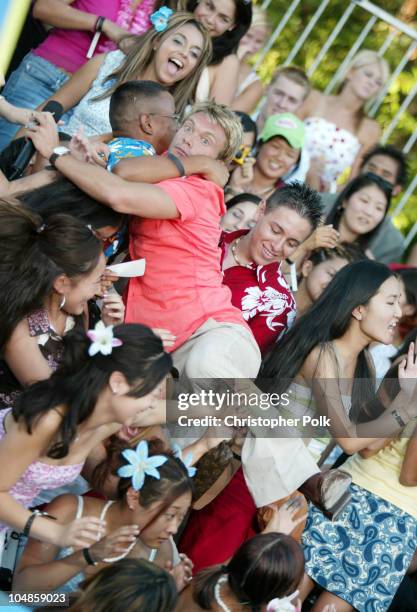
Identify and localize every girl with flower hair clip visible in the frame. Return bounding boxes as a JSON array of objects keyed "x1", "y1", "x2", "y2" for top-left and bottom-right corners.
[
  {"x1": 177, "y1": 531, "x2": 309, "y2": 612},
  {"x1": 0, "y1": 322, "x2": 172, "y2": 555},
  {"x1": 18, "y1": 10, "x2": 212, "y2": 140},
  {"x1": 14, "y1": 439, "x2": 195, "y2": 594},
  {"x1": 0, "y1": 200, "x2": 125, "y2": 410}
]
